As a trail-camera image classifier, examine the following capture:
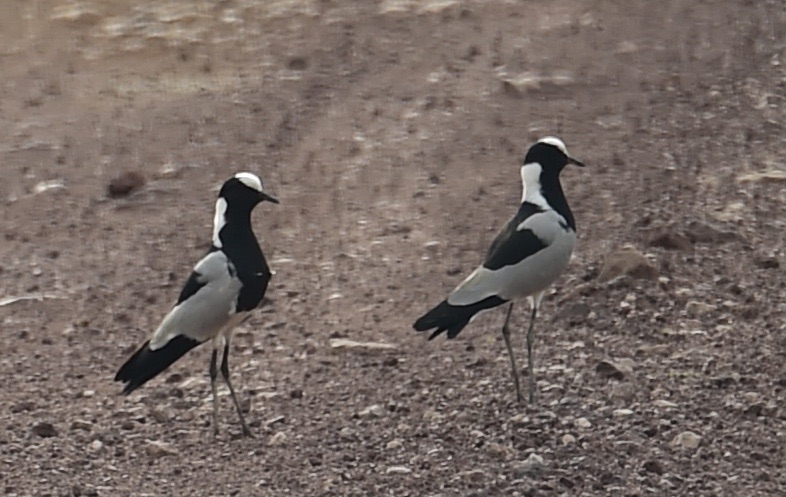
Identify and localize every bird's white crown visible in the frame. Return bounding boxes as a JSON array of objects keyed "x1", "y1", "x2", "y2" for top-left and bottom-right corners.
[
  {"x1": 234, "y1": 172, "x2": 263, "y2": 192},
  {"x1": 537, "y1": 136, "x2": 569, "y2": 157}
]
